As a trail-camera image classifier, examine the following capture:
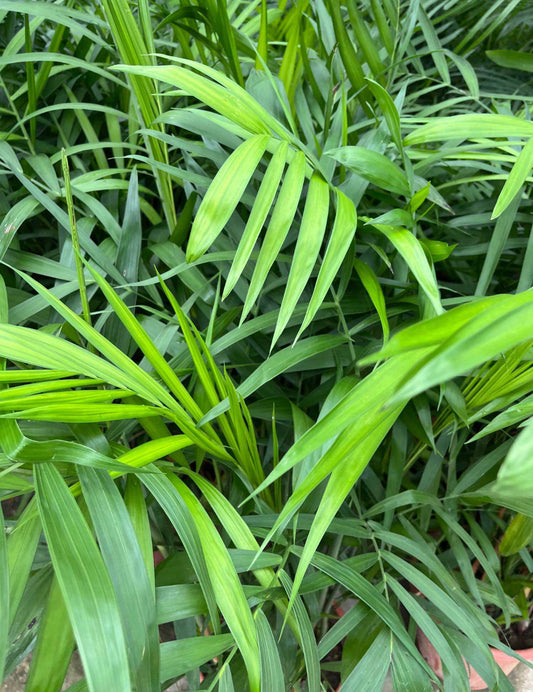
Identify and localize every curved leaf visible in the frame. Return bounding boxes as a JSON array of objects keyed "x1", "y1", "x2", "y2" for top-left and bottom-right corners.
[{"x1": 187, "y1": 134, "x2": 270, "y2": 261}]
